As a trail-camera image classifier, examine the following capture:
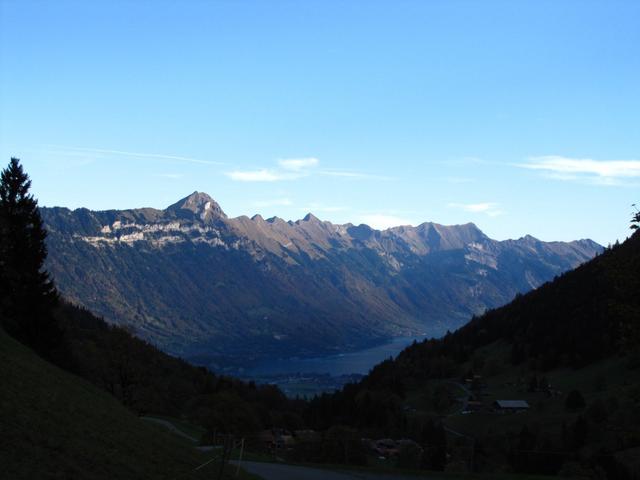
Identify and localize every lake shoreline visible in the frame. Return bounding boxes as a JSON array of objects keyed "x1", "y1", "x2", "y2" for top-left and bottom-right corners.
[{"x1": 224, "y1": 334, "x2": 435, "y2": 397}]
